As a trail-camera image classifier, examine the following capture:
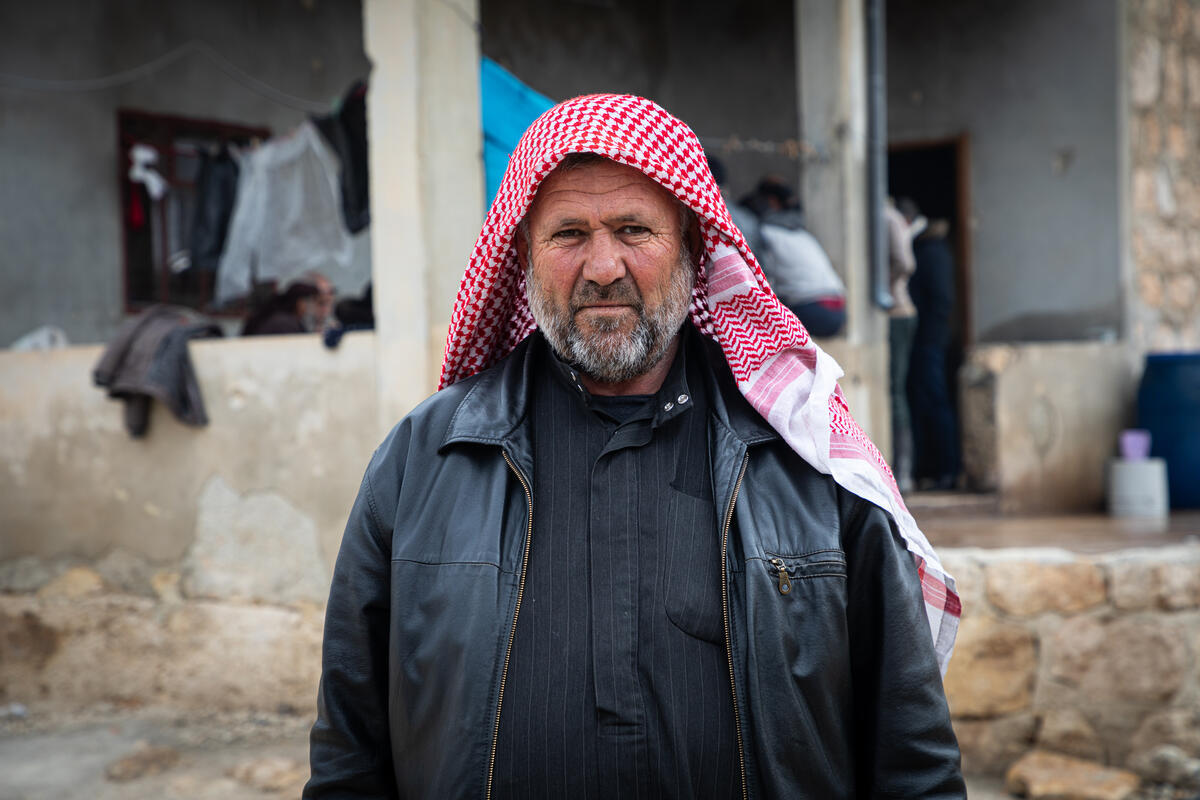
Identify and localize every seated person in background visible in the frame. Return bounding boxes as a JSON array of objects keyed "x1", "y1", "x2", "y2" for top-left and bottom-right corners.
[
  {"x1": 242, "y1": 272, "x2": 334, "y2": 336},
  {"x1": 711, "y1": 168, "x2": 846, "y2": 338}
]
